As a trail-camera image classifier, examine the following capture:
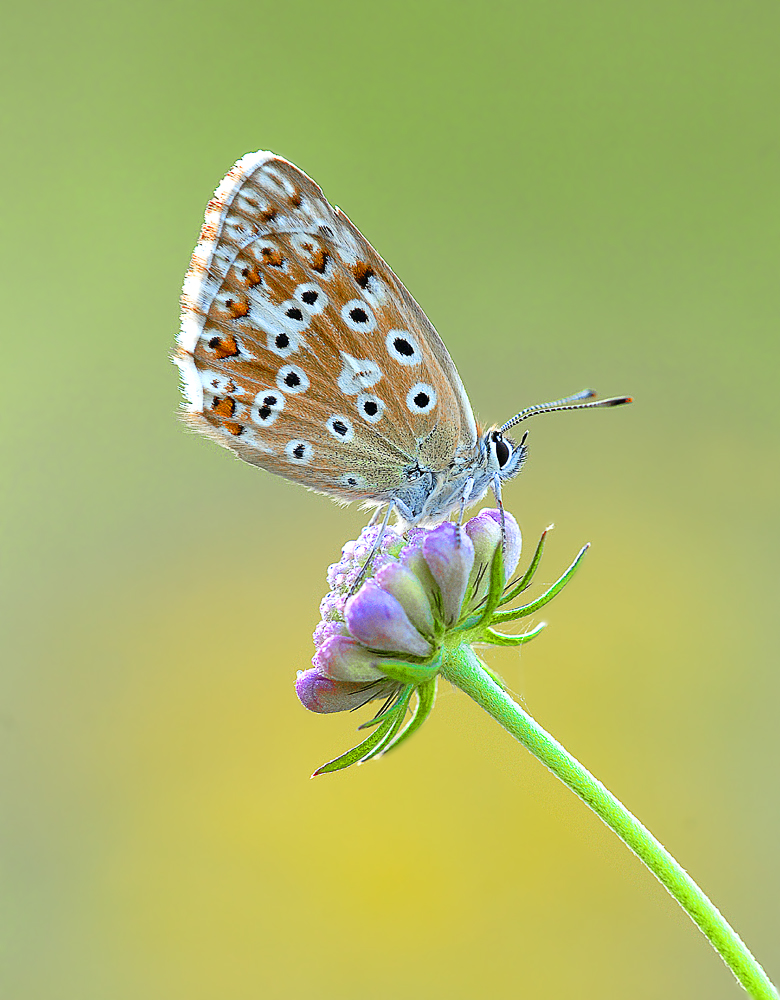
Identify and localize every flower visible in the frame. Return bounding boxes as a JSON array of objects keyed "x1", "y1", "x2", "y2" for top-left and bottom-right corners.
[{"x1": 297, "y1": 510, "x2": 588, "y2": 774}]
